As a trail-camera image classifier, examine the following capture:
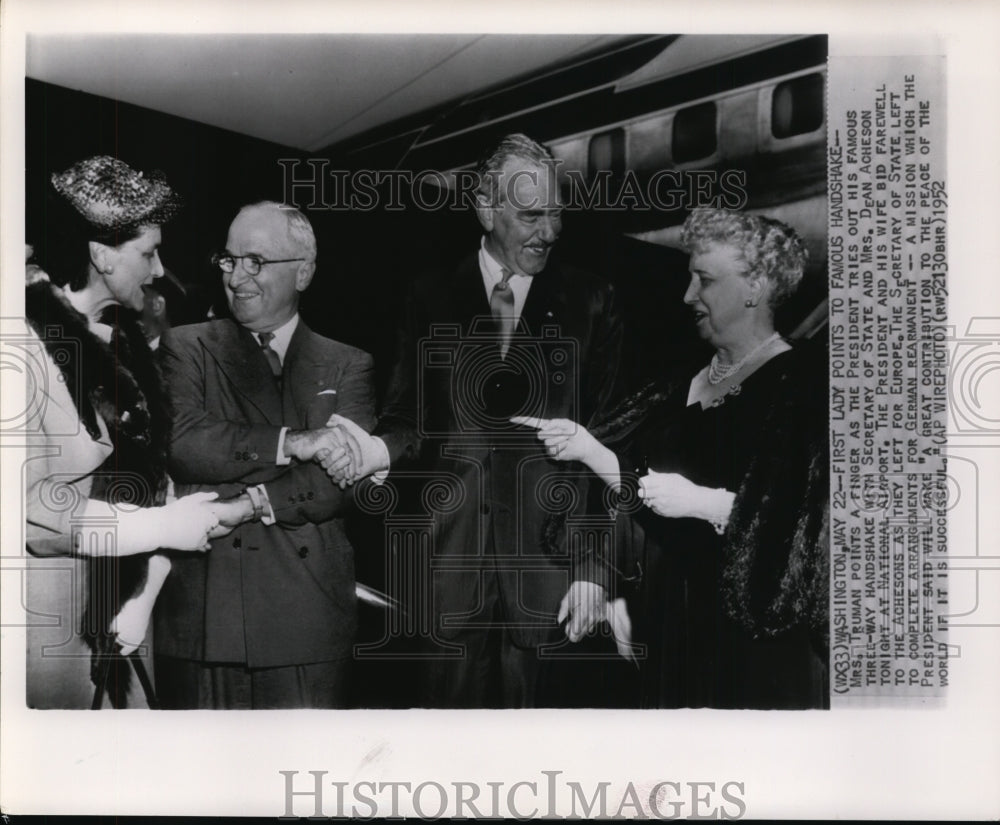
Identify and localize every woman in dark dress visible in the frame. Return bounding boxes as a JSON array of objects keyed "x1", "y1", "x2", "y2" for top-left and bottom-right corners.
[{"x1": 517, "y1": 208, "x2": 829, "y2": 709}]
